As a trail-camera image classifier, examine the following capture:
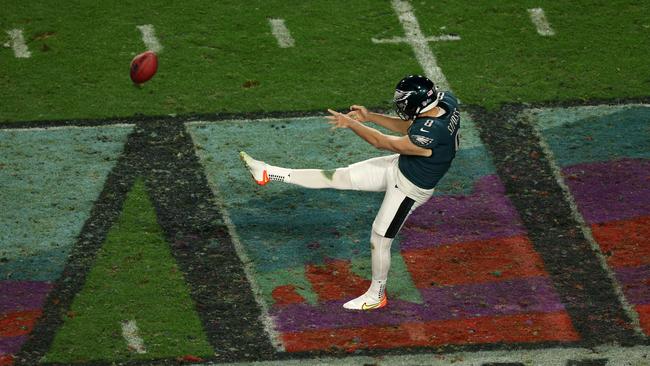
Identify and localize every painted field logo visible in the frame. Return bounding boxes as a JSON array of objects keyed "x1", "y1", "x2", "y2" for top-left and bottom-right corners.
[{"x1": 188, "y1": 115, "x2": 581, "y2": 353}]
